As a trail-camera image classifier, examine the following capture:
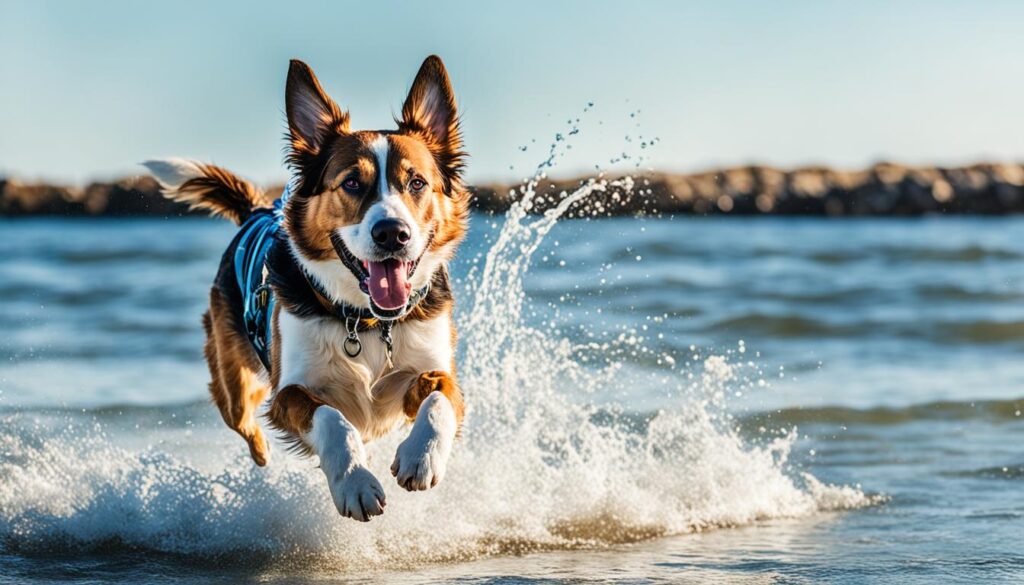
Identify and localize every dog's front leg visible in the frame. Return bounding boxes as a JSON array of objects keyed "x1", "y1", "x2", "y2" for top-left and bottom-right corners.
[
  {"x1": 307, "y1": 405, "x2": 386, "y2": 521},
  {"x1": 269, "y1": 386, "x2": 385, "y2": 521},
  {"x1": 391, "y1": 371, "x2": 465, "y2": 491}
]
